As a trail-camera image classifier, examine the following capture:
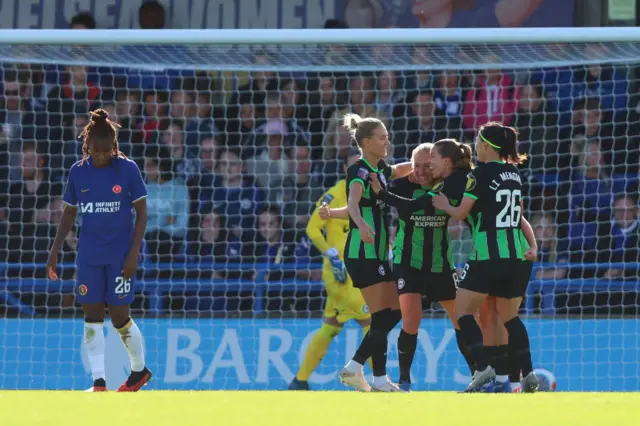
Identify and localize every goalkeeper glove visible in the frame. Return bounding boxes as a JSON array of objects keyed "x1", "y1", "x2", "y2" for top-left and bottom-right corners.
[{"x1": 324, "y1": 248, "x2": 348, "y2": 283}]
